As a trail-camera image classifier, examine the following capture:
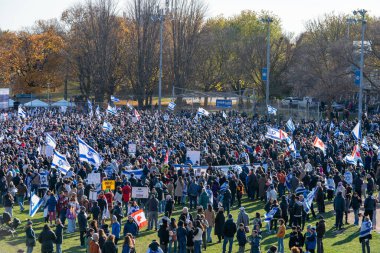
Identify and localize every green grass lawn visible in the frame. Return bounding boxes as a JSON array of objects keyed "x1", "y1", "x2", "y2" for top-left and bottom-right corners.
[{"x1": 1, "y1": 197, "x2": 379, "y2": 253}]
